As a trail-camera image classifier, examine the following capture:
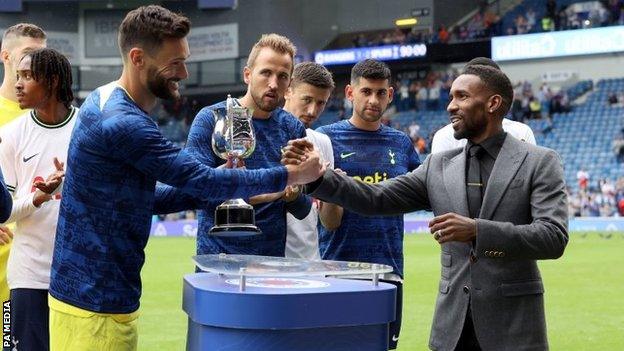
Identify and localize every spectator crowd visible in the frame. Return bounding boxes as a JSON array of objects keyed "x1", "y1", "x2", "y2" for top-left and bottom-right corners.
[
  {"x1": 569, "y1": 174, "x2": 624, "y2": 217},
  {"x1": 346, "y1": 0, "x2": 624, "y2": 50}
]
